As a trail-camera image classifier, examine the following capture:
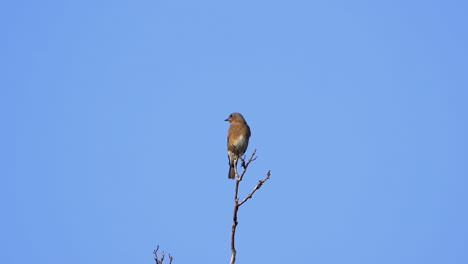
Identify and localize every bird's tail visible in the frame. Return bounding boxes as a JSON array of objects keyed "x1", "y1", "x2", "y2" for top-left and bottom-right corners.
[{"x1": 228, "y1": 164, "x2": 235, "y2": 179}]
